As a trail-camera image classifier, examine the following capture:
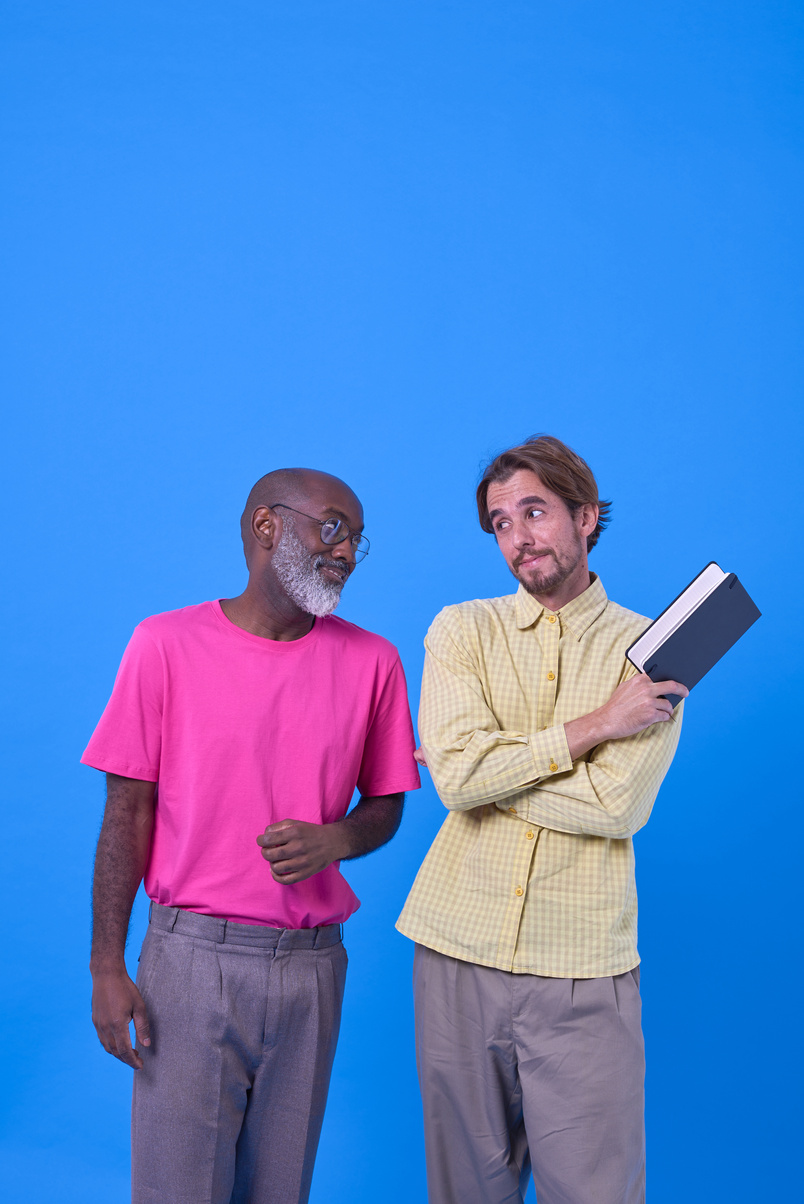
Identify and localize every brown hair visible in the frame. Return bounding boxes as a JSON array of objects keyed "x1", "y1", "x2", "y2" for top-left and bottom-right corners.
[{"x1": 476, "y1": 434, "x2": 611, "y2": 552}]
